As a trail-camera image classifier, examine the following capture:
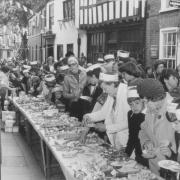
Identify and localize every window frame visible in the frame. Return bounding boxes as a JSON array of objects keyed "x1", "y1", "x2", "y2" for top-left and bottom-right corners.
[
  {"x1": 160, "y1": 0, "x2": 179, "y2": 12},
  {"x1": 57, "y1": 44, "x2": 64, "y2": 60},
  {"x1": 63, "y1": 0, "x2": 75, "y2": 21},
  {"x1": 159, "y1": 27, "x2": 178, "y2": 68},
  {"x1": 67, "y1": 43, "x2": 74, "y2": 52}
]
